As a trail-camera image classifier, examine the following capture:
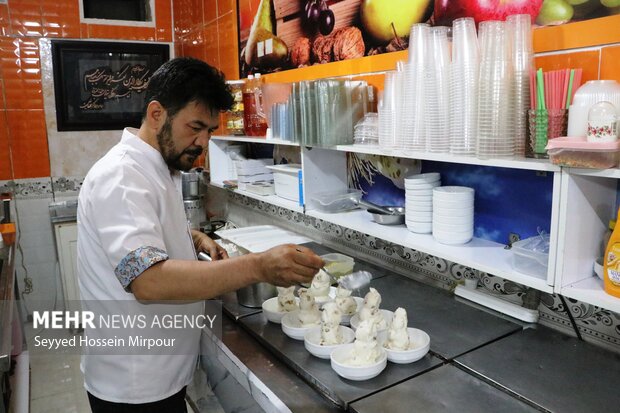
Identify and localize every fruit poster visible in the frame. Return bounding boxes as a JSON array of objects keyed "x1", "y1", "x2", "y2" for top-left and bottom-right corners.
[{"x1": 238, "y1": 0, "x2": 619, "y2": 77}]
